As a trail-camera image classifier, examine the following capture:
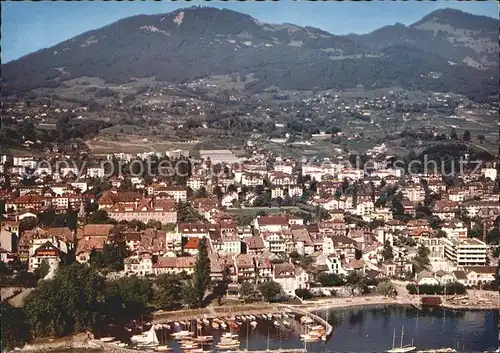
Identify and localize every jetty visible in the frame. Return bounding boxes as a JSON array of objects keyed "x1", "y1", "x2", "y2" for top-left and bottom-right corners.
[
  {"x1": 225, "y1": 348, "x2": 307, "y2": 353},
  {"x1": 153, "y1": 304, "x2": 282, "y2": 323},
  {"x1": 286, "y1": 306, "x2": 333, "y2": 338}
]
